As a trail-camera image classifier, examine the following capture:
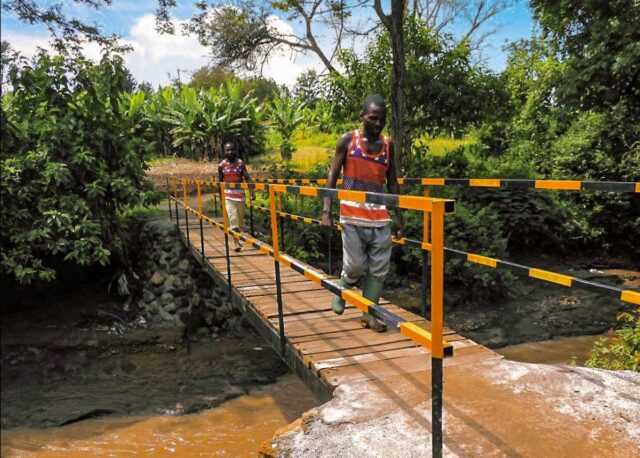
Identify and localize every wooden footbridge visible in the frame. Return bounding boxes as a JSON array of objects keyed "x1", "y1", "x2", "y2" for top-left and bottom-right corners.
[{"x1": 167, "y1": 178, "x2": 640, "y2": 457}]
